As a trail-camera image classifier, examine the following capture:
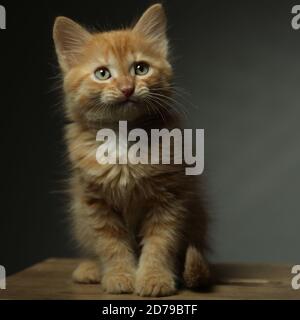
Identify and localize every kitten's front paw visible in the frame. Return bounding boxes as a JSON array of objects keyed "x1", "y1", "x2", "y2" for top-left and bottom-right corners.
[
  {"x1": 72, "y1": 261, "x2": 101, "y2": 284},
  {"x1": 102, "y1": 272, "x2": 134, "y2": 294},
  {"x1": 135, "y1": 271, "x2": 177, "y2": 297}
]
